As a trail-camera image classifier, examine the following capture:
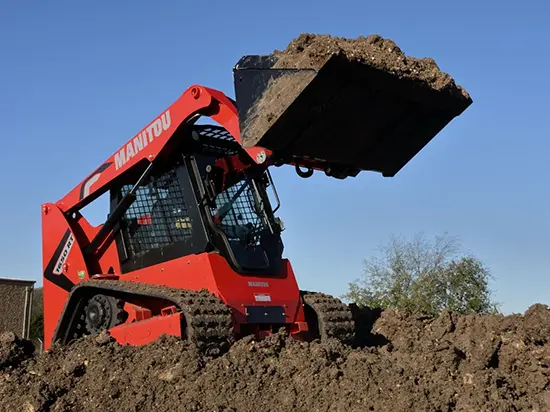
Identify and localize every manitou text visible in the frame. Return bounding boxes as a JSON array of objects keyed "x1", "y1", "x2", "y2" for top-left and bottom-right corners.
[{"x1": 114, "y1": 110, "x2": 172, "y2": 170}]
